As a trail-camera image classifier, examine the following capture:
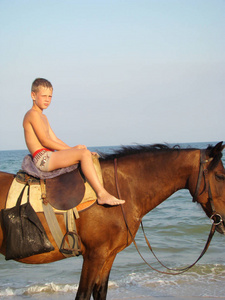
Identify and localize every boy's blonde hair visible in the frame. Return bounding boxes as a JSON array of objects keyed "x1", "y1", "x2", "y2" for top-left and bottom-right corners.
[{"x1": 31, "y1": 78, "x2": 53, "y2": 93}]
